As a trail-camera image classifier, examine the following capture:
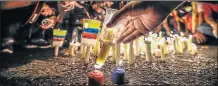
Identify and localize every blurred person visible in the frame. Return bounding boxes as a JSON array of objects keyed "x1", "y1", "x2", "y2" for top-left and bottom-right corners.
[{"x1": 1, "y1": 1, "x2": 58, "y2": 54}]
